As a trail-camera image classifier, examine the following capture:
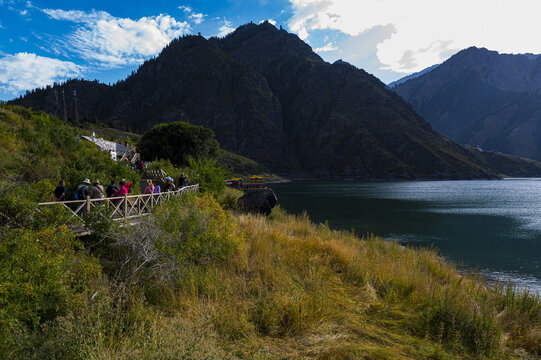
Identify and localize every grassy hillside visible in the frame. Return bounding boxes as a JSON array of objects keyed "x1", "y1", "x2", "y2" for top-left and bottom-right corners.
[
  {"x1": 1, "y1": 104, "x2": 540, "y2": 359},
  {"x1": 218, "y1": 149, "x2": 267, "y2": 176},
  {"x1": 472, "y1": 148, "x2": 541, "y2": 177},
  {"x1": 0, "y1": 104, "x2": 139, "y2": 197}
]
